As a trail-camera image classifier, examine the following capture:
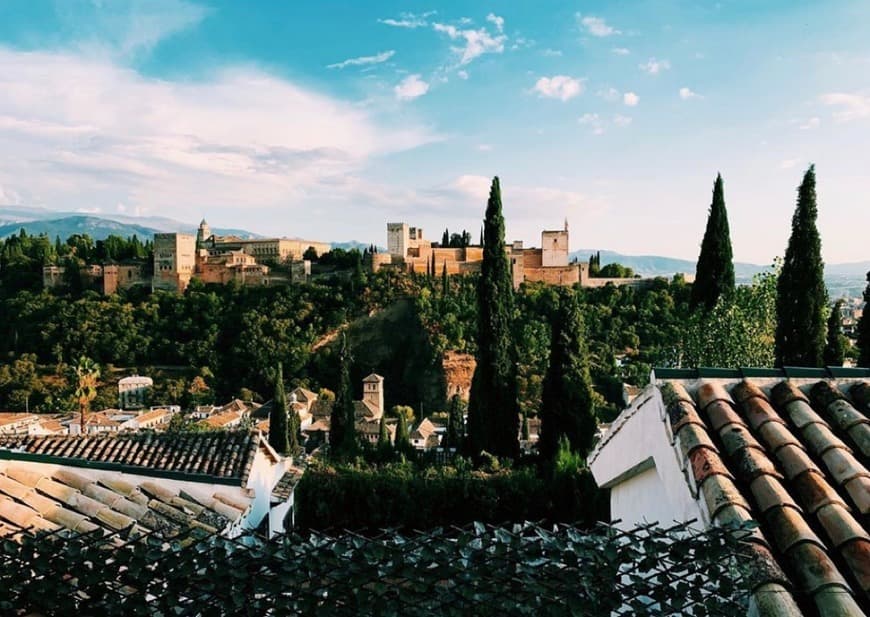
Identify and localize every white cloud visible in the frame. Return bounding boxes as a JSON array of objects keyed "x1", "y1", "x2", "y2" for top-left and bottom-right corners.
[
  {"x1": 62, "y1": 0, "x2": 209, "y2": 58},
  {"x1": 613, "y1": 114, "x2": 632, "y2": 127},
  {"x1": 612, "y1": 47, "x2": 630, "y2": 55},
  {"x1": 623, "y1": 92, "x2": 639, "y2": 106},
  {"x1": 477, "y1": 144, "x2": 492, "y2": 151},
  {"x1": 679, "y1": 87, "x2": 702, "y2": 100},
  {"x1": 486, "y1": 13, "x2": 505, "y2": 33},
  {"x1": 639, "y1": 57, "x2": 671, "y2": 75},
  {"x1": 438, "y1": 175, "x2": 596, "y2": 218},
  {"x1": 577, "y1": 14, "x2": 620, "y2": 37},
  {"x1": 0, "y1": 183, "x2": 22, "y2": 205},
  {"x1": 327, "y1": 50, "x2": 395, "y2": 69},
  {"x1": 394, "y1": 74, "x2": 430, "y2": 100},
  {"x1": 533, "y1": 76, "x2": 584, "y2": 101},
  {"x1": 542, "y1": 48, "x2": 563, "y2": 57},
  {"x1": 799, "y1": 116, "x2": 821, "y2": 130},
  {"x1": 457, "y1": 70, "x2": 469, "y2": 80},
  {"x1": 819, "y1": 92, "x2": 870, "y2": 122},
  {"x1": 378, "y1": 11, "x2": 436, "y2": 29},
  {"x1": 0, "y1": 47, "x2": 438, "y2": 214},
  {"x1": 578, "y1": 113, "x2": 600, "y2": 125},
  {"x1": 433, "y1": 22, "x2": 507, "y2": 66},
  {"x1": 780, "y1": 159, "x2": 799, "y2": 170},
  {"x1": 597, "y1": 87, "x2": 620, "y2": 102}
]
